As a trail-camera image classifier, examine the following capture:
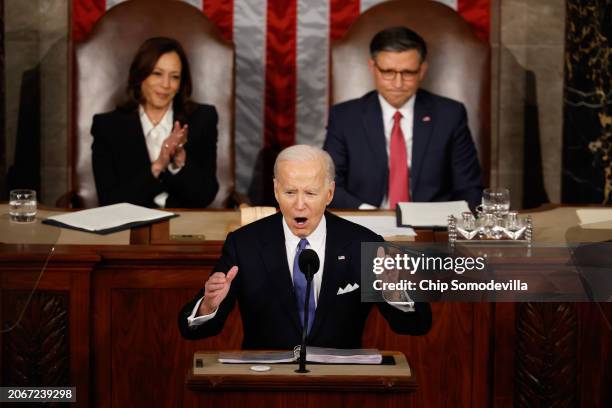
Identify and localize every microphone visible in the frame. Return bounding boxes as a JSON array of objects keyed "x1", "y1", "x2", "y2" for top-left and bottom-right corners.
[
  {"x1": 298, "y1": 249, "x2": 320, "y2": 281},
  {"x1": 295, "y1": 248, "x2": 320, "y2": 373}
]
